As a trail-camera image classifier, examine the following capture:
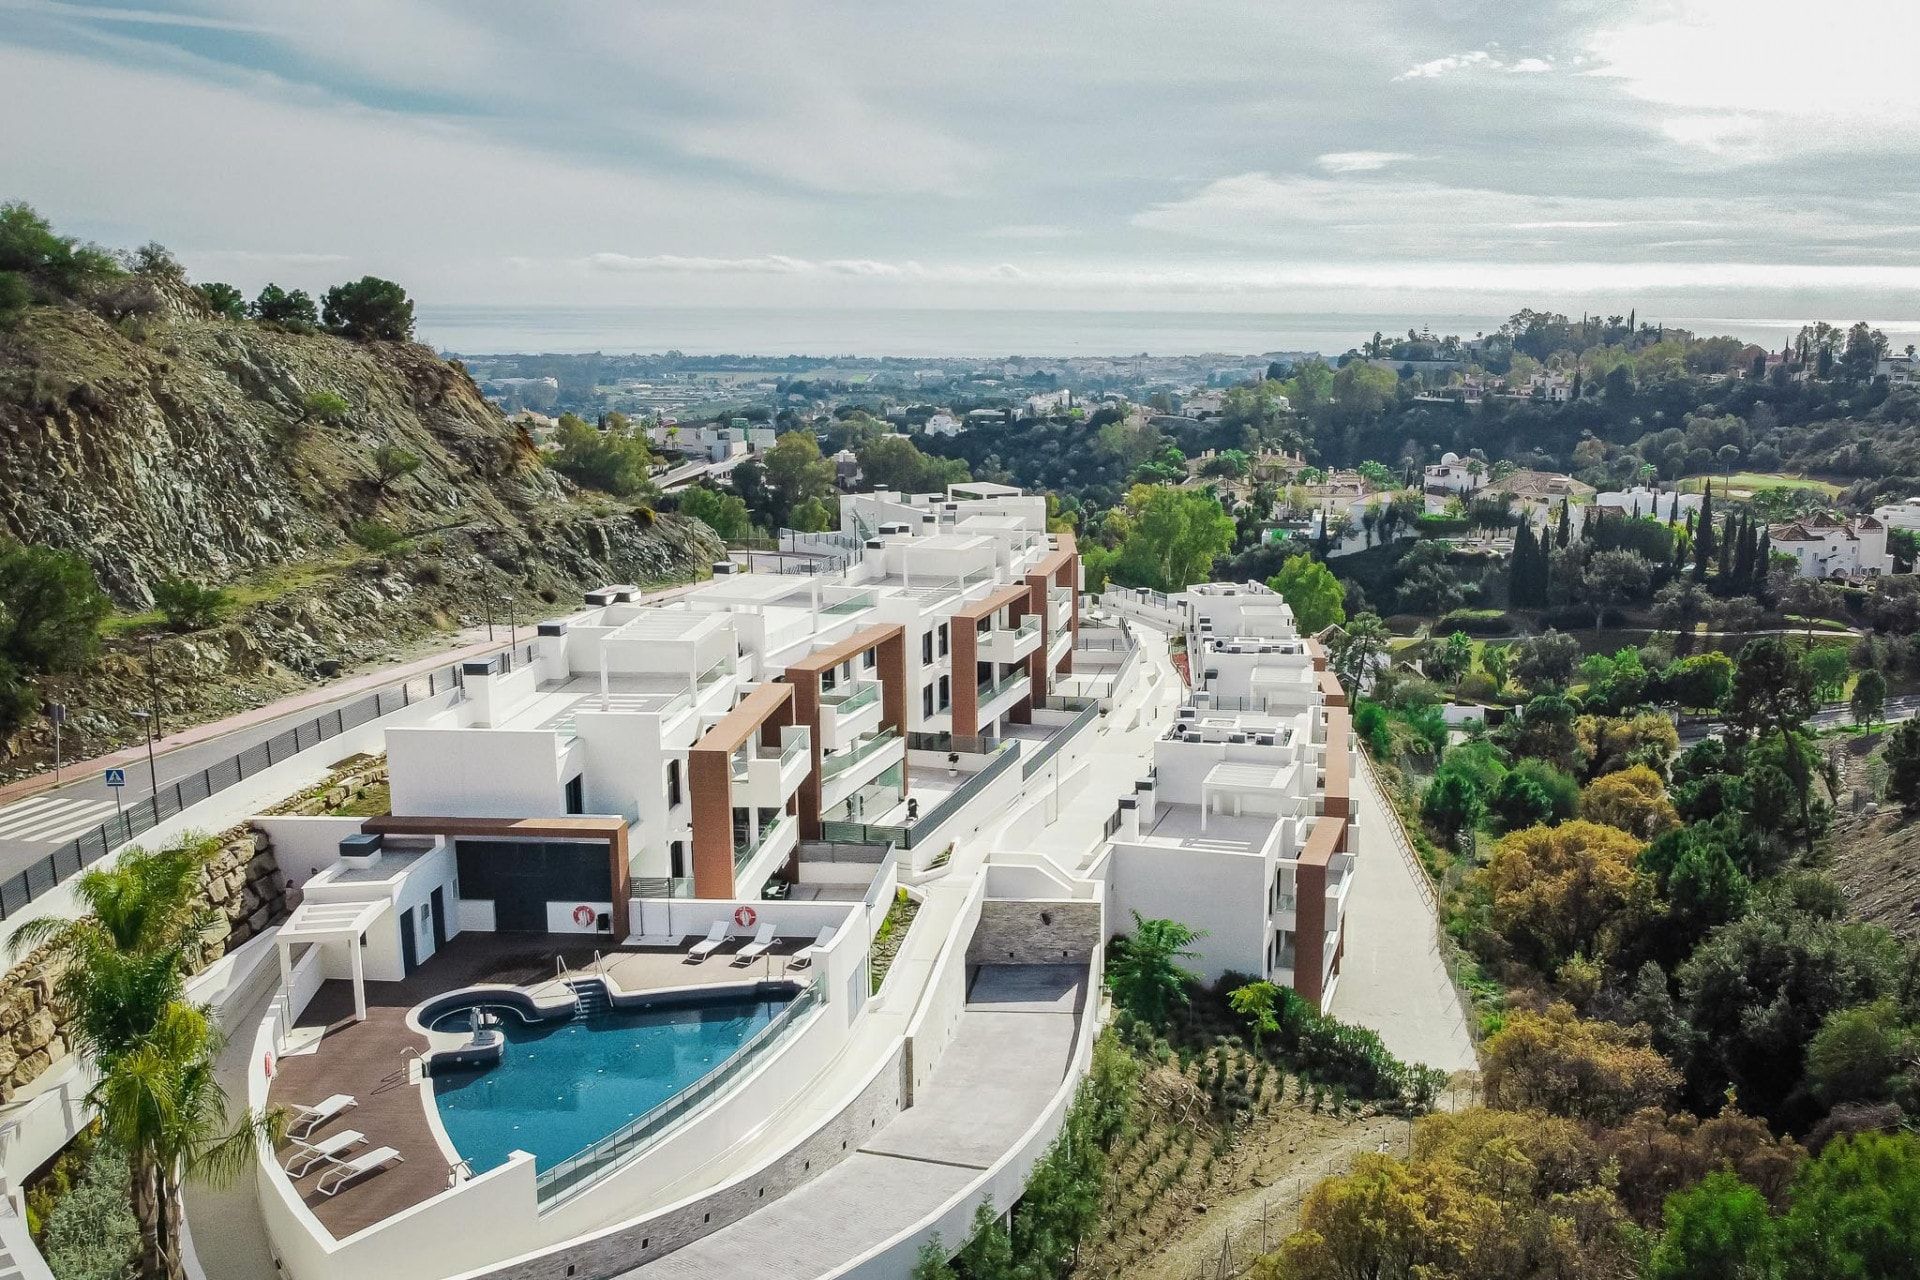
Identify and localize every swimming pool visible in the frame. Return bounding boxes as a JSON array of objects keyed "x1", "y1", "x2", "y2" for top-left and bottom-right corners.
[{"x1": 428, "y1": 992, "x2": 794, "y2": 1176}]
